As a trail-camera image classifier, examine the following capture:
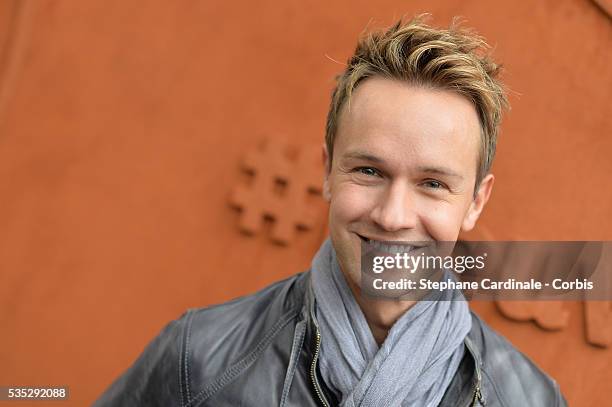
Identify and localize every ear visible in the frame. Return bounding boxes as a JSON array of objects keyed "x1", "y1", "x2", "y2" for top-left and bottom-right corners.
[
  {"x1": 461, "y1": 174, "x2": 494, "y2": 232},
  {"x1": 322, "y1": 143, "x2": 331, "y2": 202}
]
